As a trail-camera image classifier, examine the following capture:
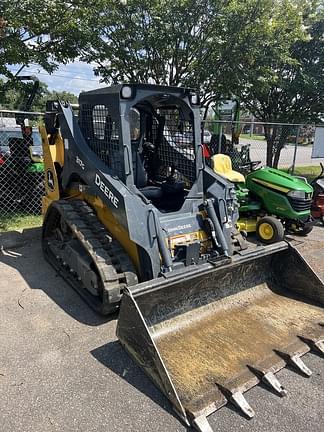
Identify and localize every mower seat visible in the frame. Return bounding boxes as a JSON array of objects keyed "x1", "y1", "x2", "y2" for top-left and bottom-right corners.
[{"x1": 211, "y1": 154, "x2": 245, "y2": 183}]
